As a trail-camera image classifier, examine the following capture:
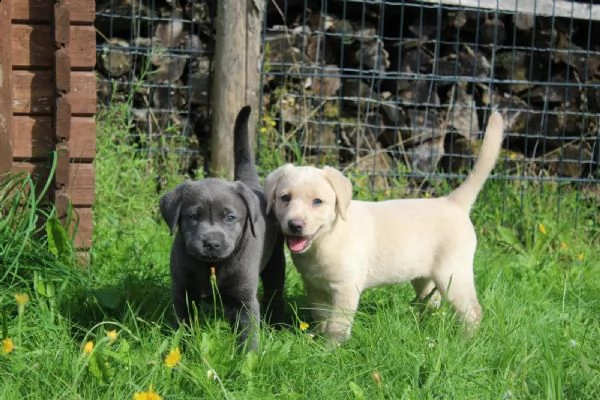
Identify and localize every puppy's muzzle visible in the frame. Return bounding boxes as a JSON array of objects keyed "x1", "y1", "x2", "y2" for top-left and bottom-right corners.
[
  {"x1": 284, "y1": 219, "x2": 317, "y2": 253},
  {"x1": 202, "y1": 238, "x2": 221, "y2": 251},
  {"x1": 287, "y1": 219, "x2": 305, "y2": 235},
  {"x1": 186, "y1": 232, "x2": 229, "y2": 261}
]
